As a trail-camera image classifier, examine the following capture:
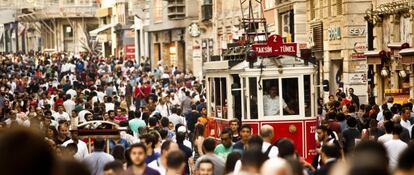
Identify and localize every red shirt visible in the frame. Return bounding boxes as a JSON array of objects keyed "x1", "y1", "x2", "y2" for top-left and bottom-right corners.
[
  {"x1": 114, "y1": 115, "x2": 128, "y2": 122},
  {"x1": 141, "y1": 85, "x2": 151, "y2": 97},
  {"x1": 340, "y1": 98, "x2": 351, "y2": 106}
]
